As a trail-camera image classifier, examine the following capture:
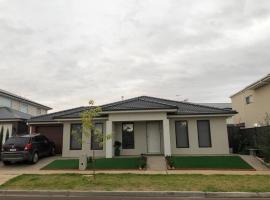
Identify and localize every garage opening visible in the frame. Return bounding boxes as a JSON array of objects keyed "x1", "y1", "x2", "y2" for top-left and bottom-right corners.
[{"x1": 32, "y1": 125, "x2": 63, "y2": 154}]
